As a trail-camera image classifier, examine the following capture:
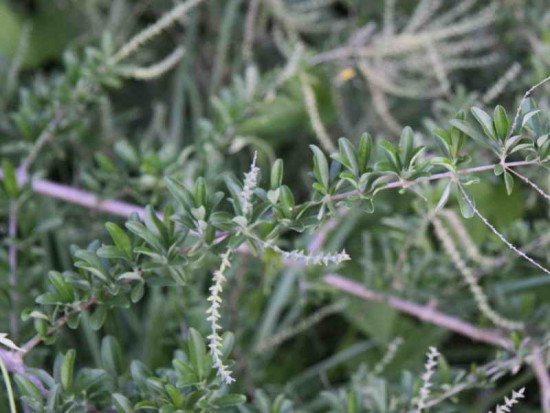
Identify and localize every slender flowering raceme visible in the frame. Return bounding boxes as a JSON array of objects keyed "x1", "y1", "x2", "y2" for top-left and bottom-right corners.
[
  {"x1": 440, "y1": 209, "x2": 498, "y2": 268},
  {"x1": 254, "y1": 302, "x2": 345, "y2": 353},
  {"x1": 489, "y1": 387, "x2": 525, "y2": 413},
  {"x1": 372, "y1": 336, "x2": 403, "y2": 375},
  {"x1": 300, "y1": 72, "x2": 337, "y2": 152},
  {"x1": 416, "y1": 346, "x2": 440, "y2": 412},
  {"x1": 112, "y1": 0, "x2": 205, "y2": 63},
  {"x1": 262, "y1": 240, "x2": 350, "y2": 266},
  {"x1": 206, "y1": 250, "x2": 235, "y2": 384},
  {"x1": 433, "y1": 216, "x2": 524, "y2": 330},
  {"x1": 239, "y1": 151, "x2": 260, "y2": 216},
  {"x1": 121, "y1": 47, "x2": 186, "y2": 81}
]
